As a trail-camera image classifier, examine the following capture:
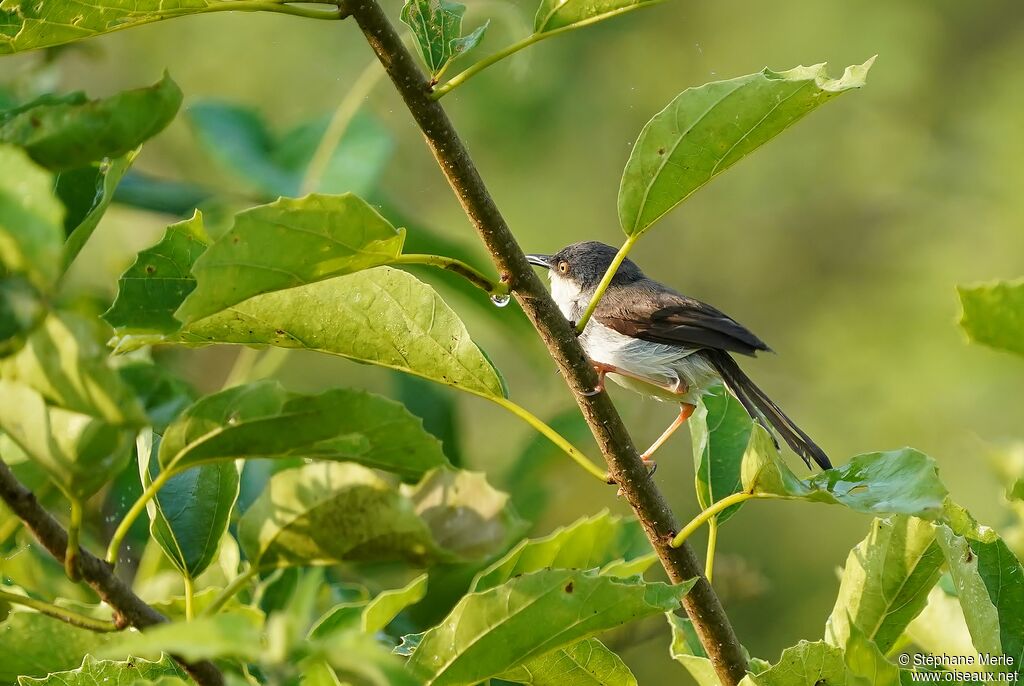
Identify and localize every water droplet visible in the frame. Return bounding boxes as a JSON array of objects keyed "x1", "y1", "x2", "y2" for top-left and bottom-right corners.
[{"x1": 490, "y1": 294, "x2": 510, "y2": 308}]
